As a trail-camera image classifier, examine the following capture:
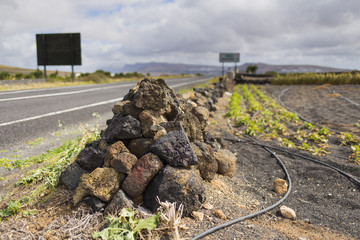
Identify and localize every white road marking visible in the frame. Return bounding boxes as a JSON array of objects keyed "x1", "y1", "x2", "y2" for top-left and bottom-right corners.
[
  {"x1": 0, "y1": 84, "x2": 133, "y2": 102},
  {"x1": 0, "y1": 98, "x2": 123, "y2": 127}
]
